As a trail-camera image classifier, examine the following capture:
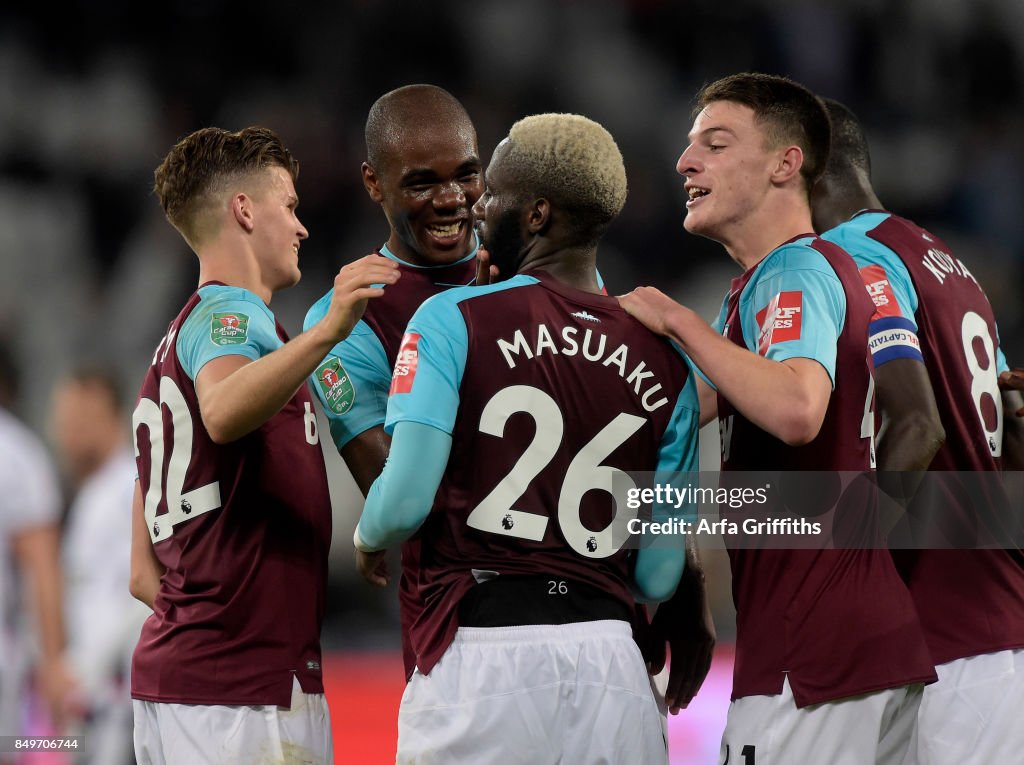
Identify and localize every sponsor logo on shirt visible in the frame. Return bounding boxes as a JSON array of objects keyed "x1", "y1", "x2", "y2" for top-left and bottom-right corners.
[
  {"x1": 755, "y1": 291, "x2": 802, "y2": 355},
  {"x1": 210, "y1": 312, "x2": 250, "y2": 346},
  {"x1": 314, "y1": 356, "x2": 356, "y2": 415},
  {"x1": 570, "y1": 310, "x2": 600, "y2": 323},
  {"x1": 859, "y1": 265, "x2": 901, "y2": 319},
  {"x1": 390, "y1": 333, "x2": 422, "y2": 395}
]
